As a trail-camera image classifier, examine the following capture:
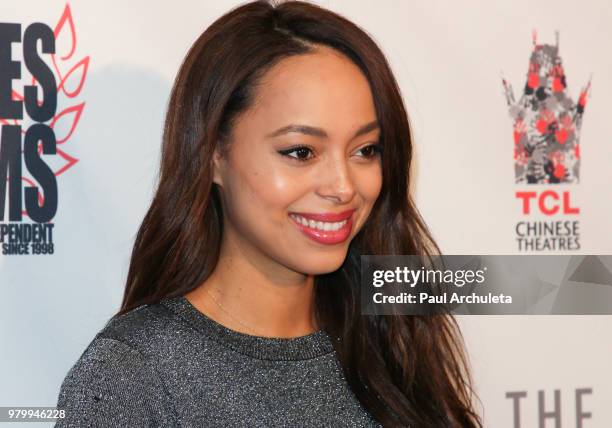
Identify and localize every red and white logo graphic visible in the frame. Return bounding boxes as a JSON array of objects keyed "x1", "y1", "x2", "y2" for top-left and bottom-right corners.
[
  {"x1": 502, "y1": 31, "x2": 590, "y2": 184},
  {"x1": 1, "y1": 3, "x2": 88, "y2": 220}
]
